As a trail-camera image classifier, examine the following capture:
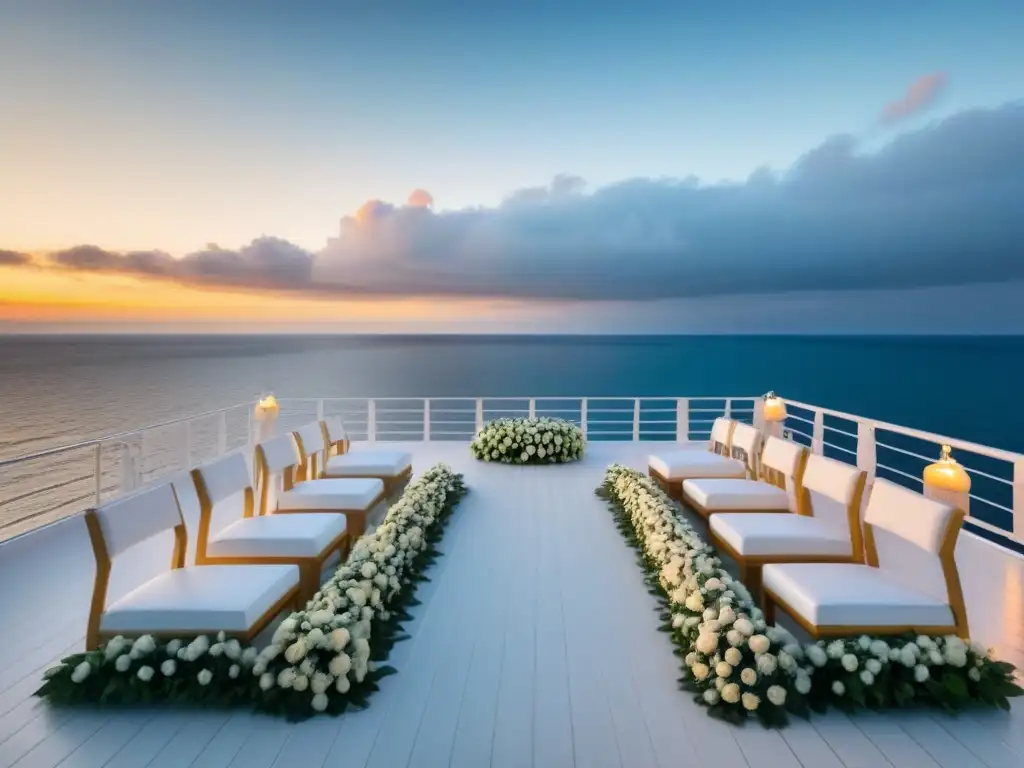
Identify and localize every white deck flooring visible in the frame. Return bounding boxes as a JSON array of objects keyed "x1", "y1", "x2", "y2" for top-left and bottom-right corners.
[{"x1": 0, "y1": 441, "x2": 1020, "y2": 768}]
